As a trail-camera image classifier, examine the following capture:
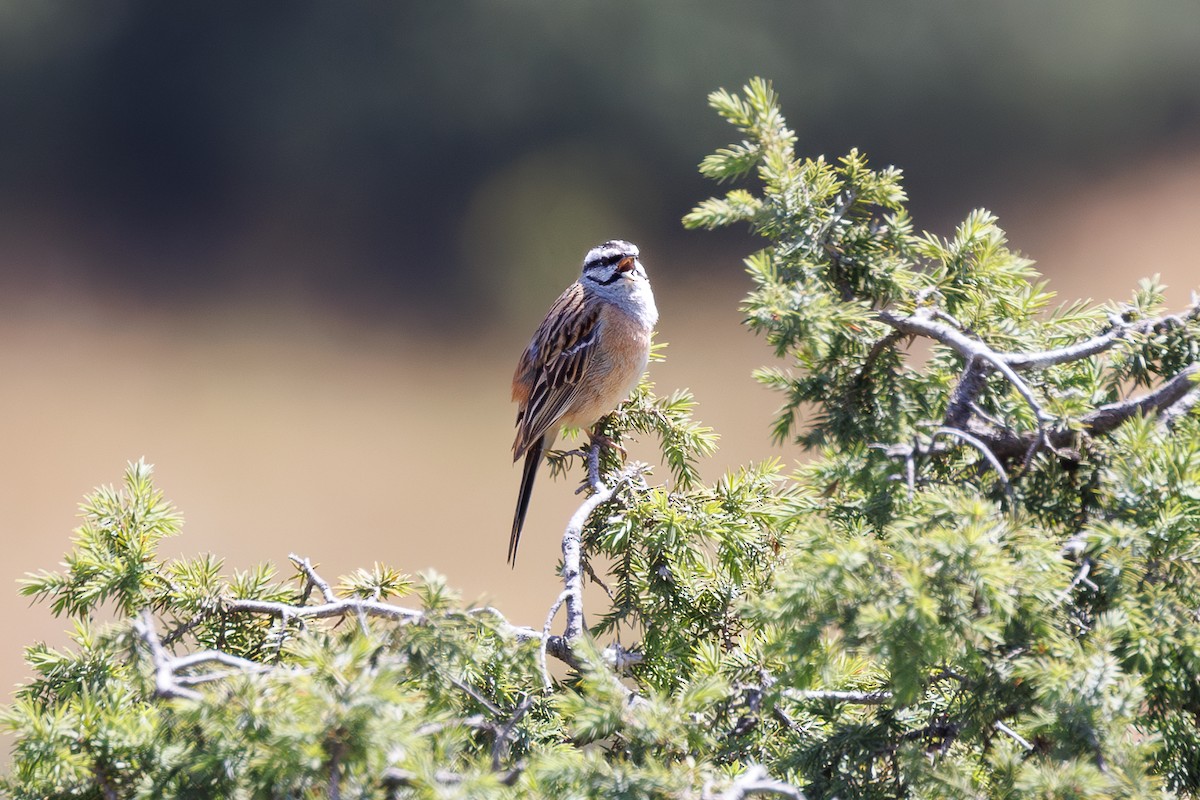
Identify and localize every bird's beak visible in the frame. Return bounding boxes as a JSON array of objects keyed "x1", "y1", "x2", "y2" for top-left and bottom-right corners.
[{"x1": 617, "y1": 256, "x2": 636, "y2": 274}]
